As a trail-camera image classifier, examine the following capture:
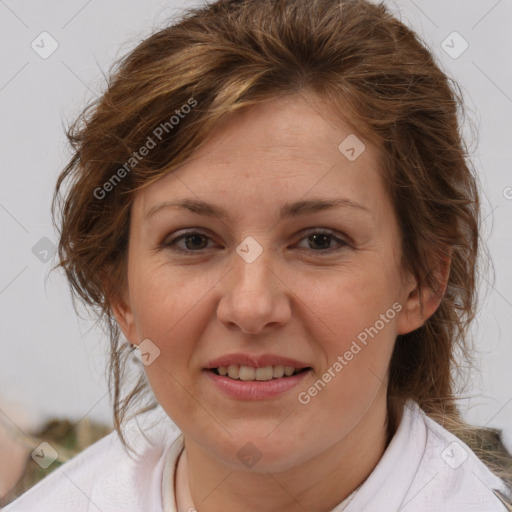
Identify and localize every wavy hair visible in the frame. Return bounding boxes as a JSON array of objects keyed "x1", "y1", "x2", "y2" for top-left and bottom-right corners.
[{"x1": 51, "y1": 0, "x2": 511, "y2": 487}]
